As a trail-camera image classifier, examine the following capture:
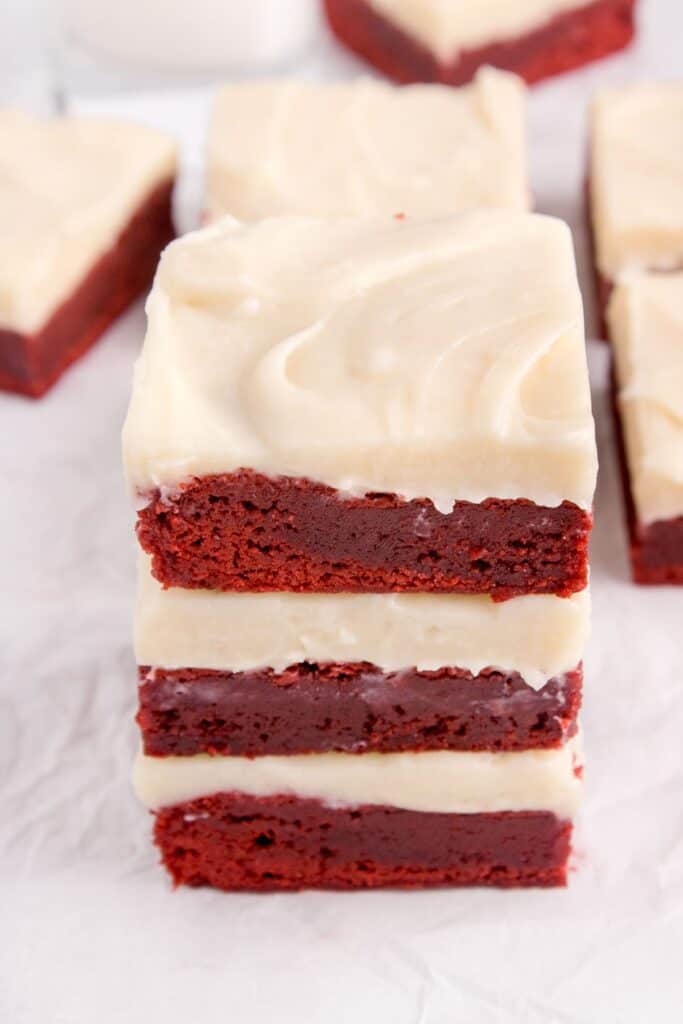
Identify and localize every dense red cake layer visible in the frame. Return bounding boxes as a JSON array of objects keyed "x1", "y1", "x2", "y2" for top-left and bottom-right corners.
[
  {"x1": 611, "y1": 374, "x2": 683, "y2": 584},
  {"x1": 138, "y1": 663, "x2": 581, "y2": 757},
  {"x1": 324, "y1": 0, "x2": 636, "y2": 87},
  {"x1": 137, "y1": 471, "x2": 591, "y2": 599},
  {"x1": 630, "y1": 520, "x2": 683, "y2": 584},
  {"x1": 0, "y1": 179, "x2": 174, "y2": 398},
  {"x1": 154, "y1": 794, "x2": 571, "y2": 890}
]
